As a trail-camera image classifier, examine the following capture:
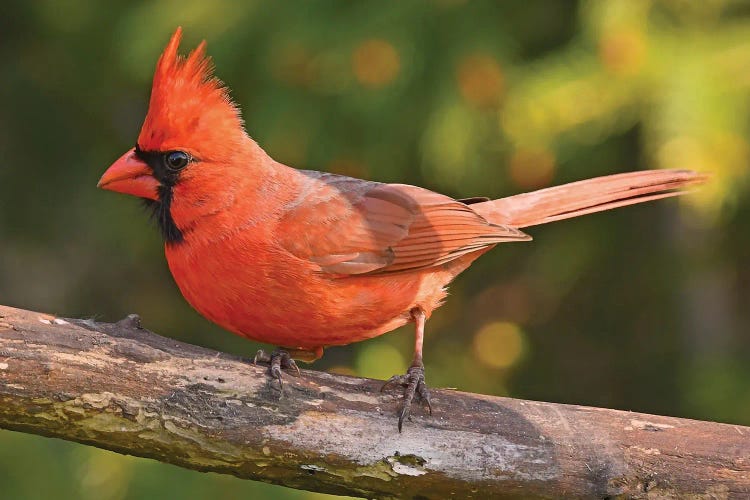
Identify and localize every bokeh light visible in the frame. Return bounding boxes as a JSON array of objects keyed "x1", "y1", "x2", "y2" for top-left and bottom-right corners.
[
  {"x1": 355, "y1": 341, "x2": 406, "y2": 380},
  {"x1": 598, "y1": 30, "x2": 646, "y2": 76},
  {"x1": 352, "y1": 39, "x2": 401, "y2": 88},
  {"x1": 472, "y1": 321, "x2": 525, "y2": 369},
  {"x1": 508, "y1": 148, "x2": 557, "y2": 190},
  {"x1": 457, "y1": 54, "x2": 505, "y2": 108}
]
